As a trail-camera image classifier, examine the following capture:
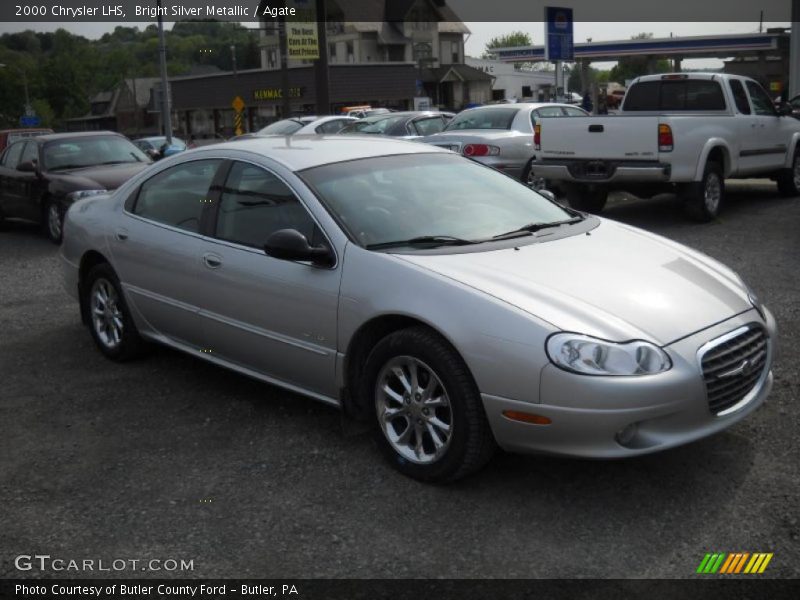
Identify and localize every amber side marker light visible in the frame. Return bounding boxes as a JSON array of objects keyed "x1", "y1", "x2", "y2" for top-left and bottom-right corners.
[{"x1": 502, "y1": 410, "x2": 552, "y2": 425}]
